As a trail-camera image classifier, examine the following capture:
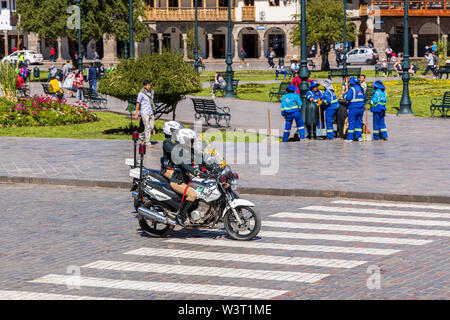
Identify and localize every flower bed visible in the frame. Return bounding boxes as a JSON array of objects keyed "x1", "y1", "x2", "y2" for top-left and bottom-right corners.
[{"x1": 0, "y1": 96, "x2": 98, "y2": 127}]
